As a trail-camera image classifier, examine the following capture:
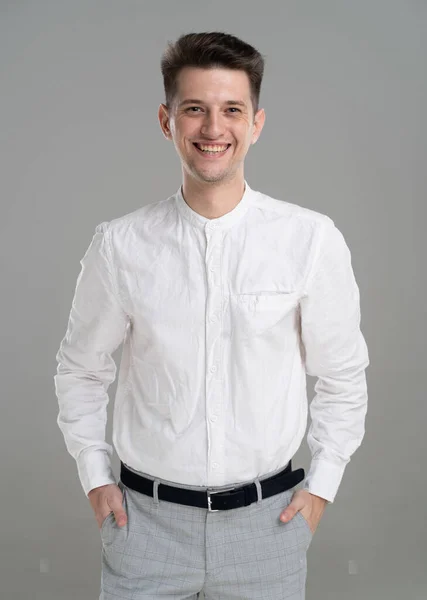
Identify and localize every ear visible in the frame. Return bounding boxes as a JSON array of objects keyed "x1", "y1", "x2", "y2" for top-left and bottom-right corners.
[
  {"x1": 251, "y1": 108, "x2": 266, "y2": 145},
  {"x1": 158, "y1": 103, "x2": 172, "y2": 140}
]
